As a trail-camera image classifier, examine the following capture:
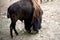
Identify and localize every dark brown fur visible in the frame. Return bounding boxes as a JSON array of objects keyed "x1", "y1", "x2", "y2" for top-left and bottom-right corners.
[
  {"x1": 7, "y1": 0, "x2": 43, "y2": 38},
  {"x1": 7, "y1": 0, "x2": 34, "y2": 38}
]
